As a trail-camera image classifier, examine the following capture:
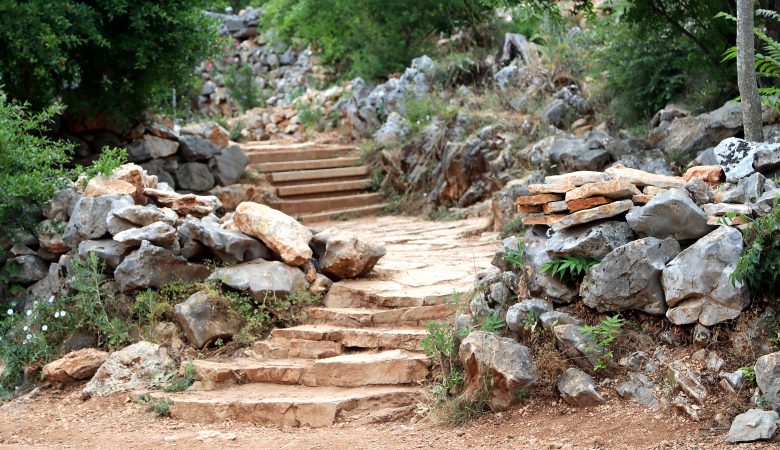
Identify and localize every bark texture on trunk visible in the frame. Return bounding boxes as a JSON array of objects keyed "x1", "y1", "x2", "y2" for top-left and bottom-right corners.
[{"x1": 737, "y1": 0, "x2": 764, "y2": 142}]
